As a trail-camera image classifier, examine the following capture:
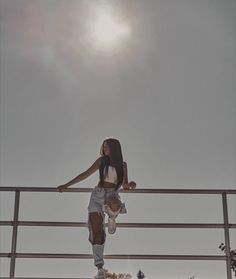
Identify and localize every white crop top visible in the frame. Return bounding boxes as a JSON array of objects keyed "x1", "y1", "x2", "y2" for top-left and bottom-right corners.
[{"x1": 103, "y1": 166, "x2": 118, "y2": 184}]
